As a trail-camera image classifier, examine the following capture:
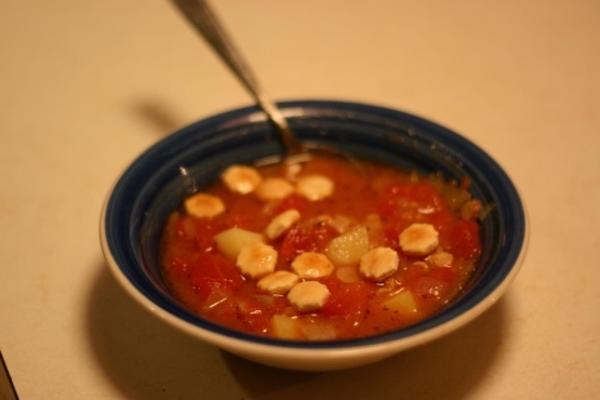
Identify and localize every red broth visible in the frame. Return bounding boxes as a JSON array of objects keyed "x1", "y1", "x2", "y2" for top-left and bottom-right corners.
[{"x1": 160, "y1": 155, "x2": 482, "y2": 340}]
